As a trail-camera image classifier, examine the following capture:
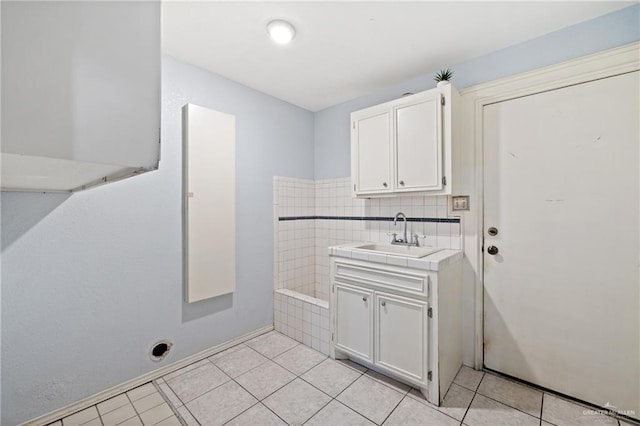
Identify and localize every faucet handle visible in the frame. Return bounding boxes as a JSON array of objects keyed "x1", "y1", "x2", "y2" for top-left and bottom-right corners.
[
  {"x1": 412, "y1": 233, "x2": 421, "y2": 247},
  {"x1": 386, "y1": 232, "x2": 398, "y2": 242}
]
